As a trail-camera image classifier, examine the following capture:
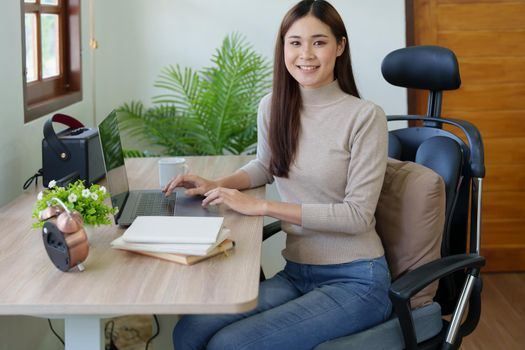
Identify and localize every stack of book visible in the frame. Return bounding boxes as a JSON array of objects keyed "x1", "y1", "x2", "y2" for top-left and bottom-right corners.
[{"x1": 111, "y1": 216, "x2": 234, "y2": 265}]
